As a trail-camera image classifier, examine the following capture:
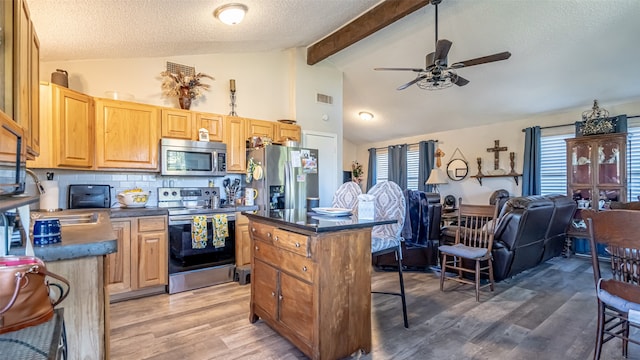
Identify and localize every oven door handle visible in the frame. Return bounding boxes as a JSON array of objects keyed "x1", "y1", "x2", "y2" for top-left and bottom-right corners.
[{"x1": 169, "y1": 214, "x2": 236, "y2": 225}]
